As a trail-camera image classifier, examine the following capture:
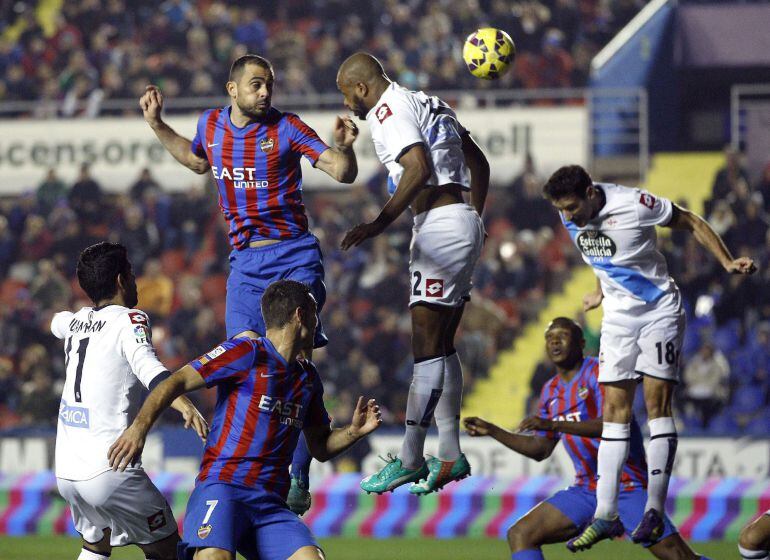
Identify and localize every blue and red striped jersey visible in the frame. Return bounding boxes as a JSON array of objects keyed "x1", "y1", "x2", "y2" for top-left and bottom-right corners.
[
  {"x1": 191, "y1": 106, "x2": 330, "y2": 249},
  {"x1": 189, "y1": 336, "x2": 331, "y2": 497},
  {"x1": 537, "y1": 357, "x2": 647, "y2": 491}
]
